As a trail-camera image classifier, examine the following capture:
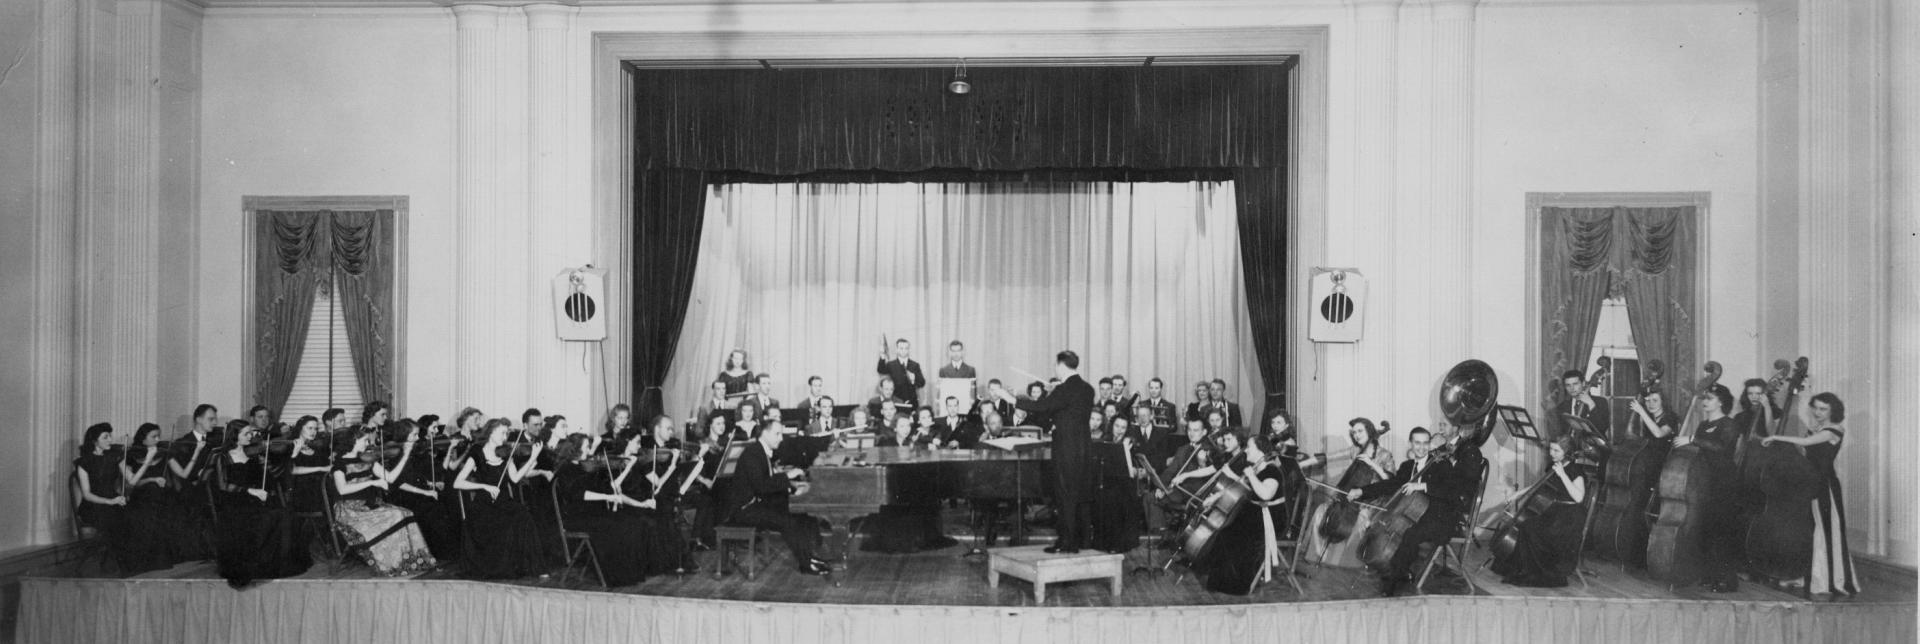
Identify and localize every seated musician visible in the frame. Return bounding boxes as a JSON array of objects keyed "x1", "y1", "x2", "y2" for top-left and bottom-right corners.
[
  {"x1": 936, "y1": 396, "x2": 984, "y2": 449},
  {"x1": 452, "y1": 418, "x2": 547, "y2": 580},
  {"x1": 331, "y1": 426, "x2": 436, "y2": 576},
  {"x1": 119, "y1": 422, "x2": 200, "y2": 568},
  {"x1": 1684, "y1": 383, "x2": 1743, "y2": 593},
  {"x1": 803, "y1": 376, "x2": 831, "y2": 417},
  {"x1": 1158, "y1": 419, "x2": 1214, "y2": 505},
  {"x1": 389, "y1": 419, "x2": 463, "y2": 563},
  {"x1": 637, "y1": 414, "x2": 683, "y2": 451},
  {"x1": 976, "y1": 379, "x2": 1017, "y2": 429},
  {"x1": 1170, "y1": 429, "x2": 1243, "y2": 503},
  {"x1": 845, "y1": 406, "x2": 876, "y2": 436},
  {"x1": 806, "y1": 395, "x2": 840, "y2": 436},
  {"x1": 603, "y1": 403, "x2": 636, "y2": 443},
  {"x1": 1139, "y1": 378, "x2": 1178, "y2": 432},
  {"x1": 722, "y1": 423, "x2": 832, "y2": 575},
  {"x1": 679, "y1": 423, "x2": 723, "y2": 551},
  {"x1": 695, "y1": 380, "x2": 734, "y2": 421},
  {"x1": 1108, "y1": 374, "x2": 1138, "y2": 415},
  {"x1": 1096, "y1": 377, "x2": 1114, "y2": 407},
  {"x1": 1554, "y1": 369, "x2": 1612, "y2": 446},
  {"x1": 868, "y1": 378, "x2": 908, "y2": 418},
  {"x1": 1184, "y1": 381, "x2": 1212, "y2": 423},
  {"x1": 749, "y1": 372, "x2": 781, "y2": 412},
  {"x1": 1209, "y1": 379, "x2": 1245, "y2": 428},
  {"x1": 1489, "y1": 436, "x2": 1590, "y2": 587},
  {"x1": 908, "y1": 406, "x2": 941, "y2": 448},
  {"x1": 1301, "y1": 418, "x2": 1395, "y2": 557},
  {"x1": 1018, "y1": 381, "x2": 1053, "y2": 432},
  {"x1": 1095, "y1": 404, "x2": 1120, "y2": 440},
  {"x1": 979, "y1": 409, "x2": 1011, "y2": 440},
  {"x1": 1203, "y1": 408, "x2": 1233, "y2": 438},
  {"x1": 215, "y1": 422, "x2": 313, "y2": 588},
  {"x1": 73, "y1": 423, "x2": 154, "y2": 575},
  {"x1": 552, "y1": 434, "x2": 670, "y2": 586},
  {"x1": 1627, "y1": 388, "x2": 1680, "y2": 447},
  {"x1": 171, "y1": 404, "x2": 221, "y2": 552},
  {"x1": 1347, "y1": 425, "x2": 1482, "y2": 597},
  {"x1": 1089, "y1": 417, "x2": 1145, "y2": 554},
  {"x1": 1194, "y1": 435, "x2": 1296, "y2": 595}
]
